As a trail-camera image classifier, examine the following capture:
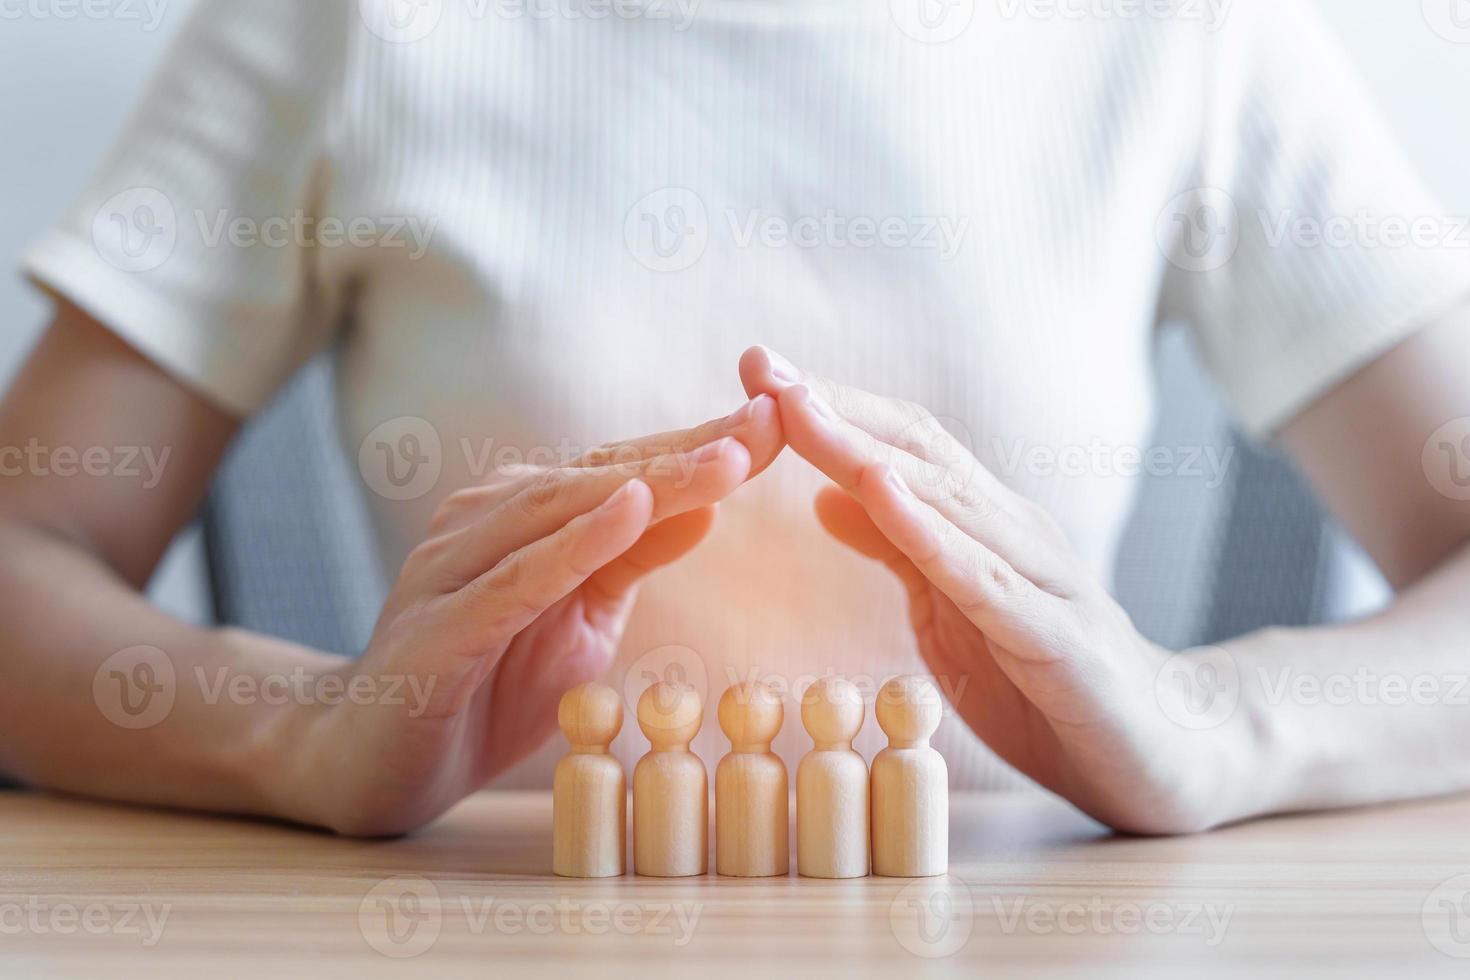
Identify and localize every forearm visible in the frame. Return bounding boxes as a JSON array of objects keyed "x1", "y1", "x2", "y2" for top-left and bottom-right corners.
[
  {"x1": 0, "y1": 518, "x2": 334, "y2": 821},
  {"x1": 1214, "y1": 539, "x2": 1470, "y2": 824}
]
